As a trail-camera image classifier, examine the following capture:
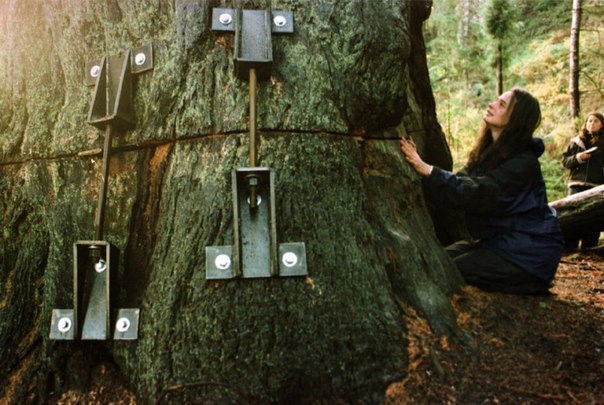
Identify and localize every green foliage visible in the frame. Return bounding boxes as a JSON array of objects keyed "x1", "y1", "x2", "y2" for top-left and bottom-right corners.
[
  {"x1": 485, "y1": 0, "x2": 512, "y2": 40},
  {"x1": 540, "y1": 142, "x2": 568, "y2": 201},
  {"x1": 426, "y1": 0, "x2": 604, "y2": 200},
  {"x1": 513, "y1": 0, "x2": 572, "y2": 37}
]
